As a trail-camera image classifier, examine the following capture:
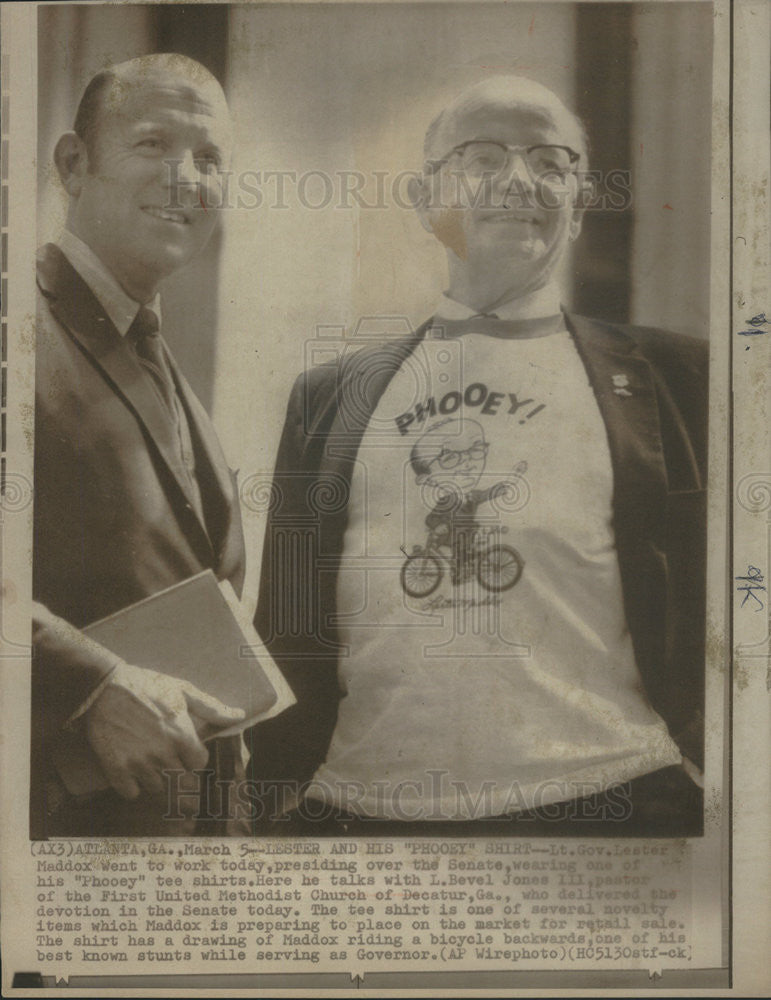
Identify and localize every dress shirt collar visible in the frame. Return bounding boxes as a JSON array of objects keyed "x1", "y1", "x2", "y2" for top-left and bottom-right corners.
[
  {"x1": 434, "y1": 281, "x2": 563, "y2": 322},
  {"x1": 57, "y1": 230, "x2": 161, "y2": 336}
]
